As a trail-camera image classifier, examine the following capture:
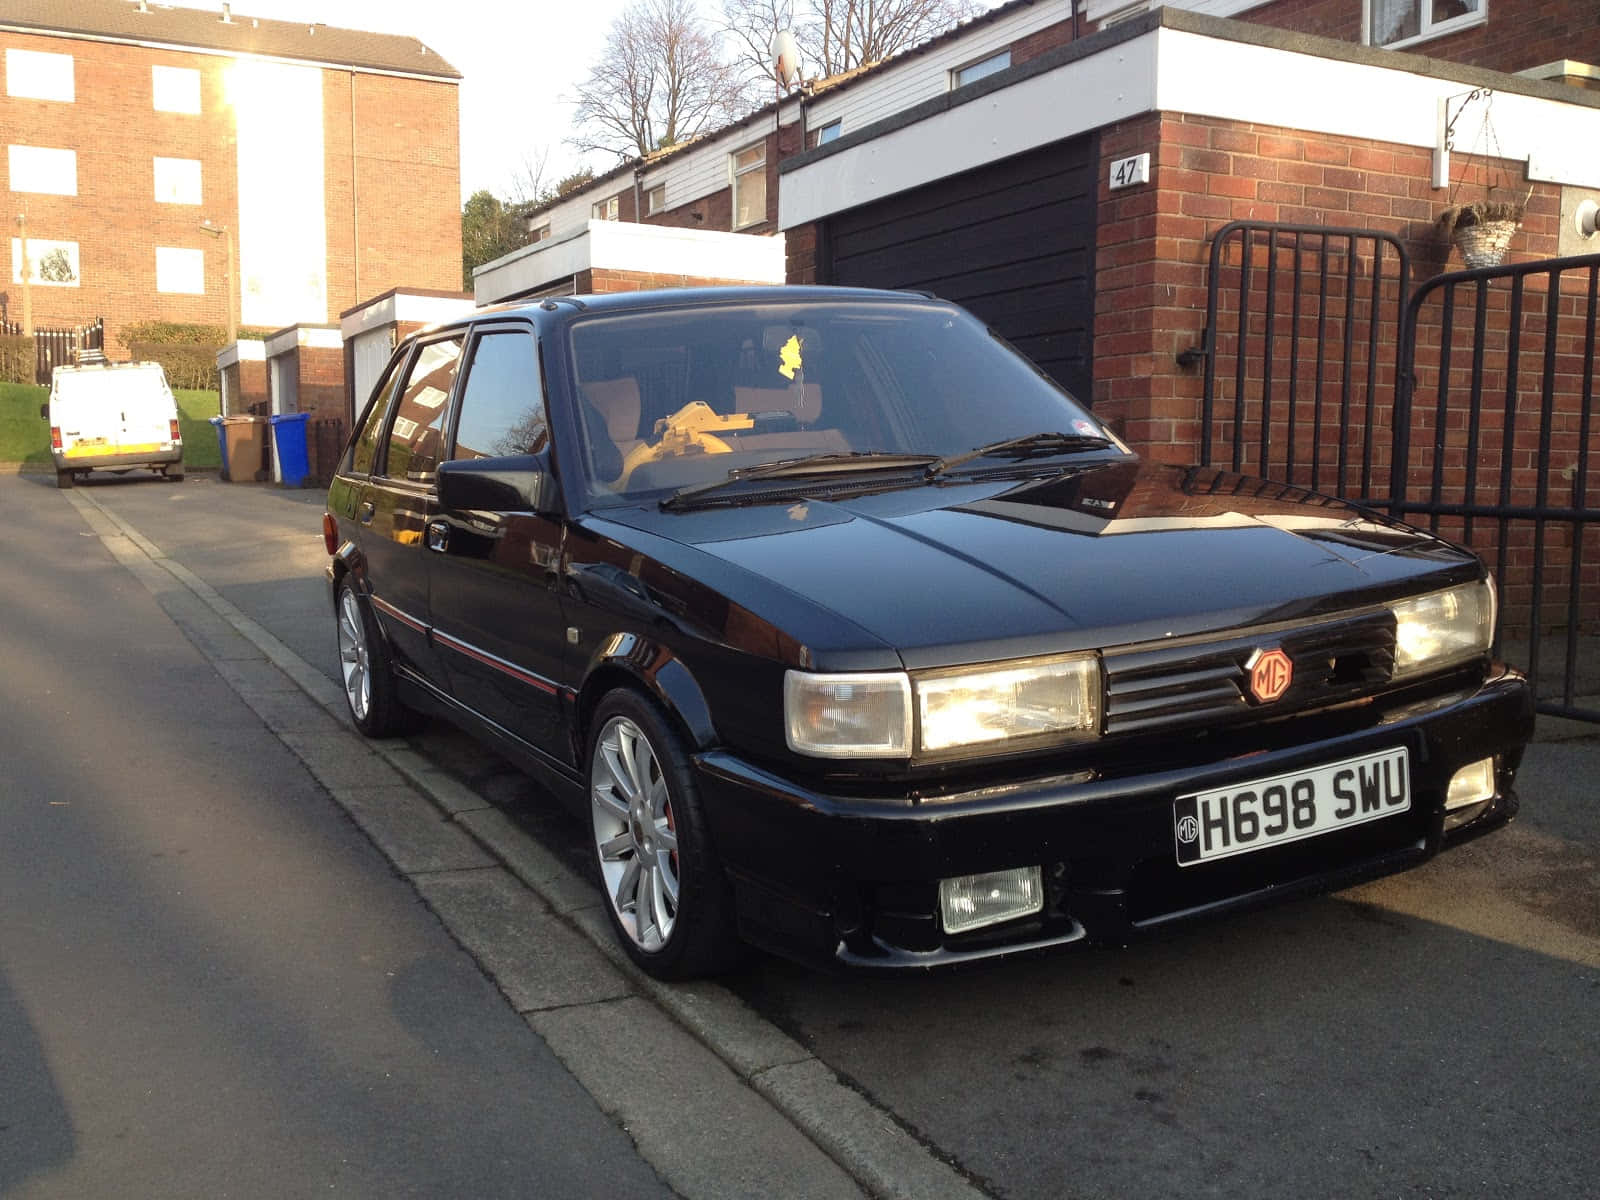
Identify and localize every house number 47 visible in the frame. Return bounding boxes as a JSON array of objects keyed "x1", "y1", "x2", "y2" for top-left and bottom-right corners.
[{"x1": 1109, "y1": 153, "x2": 1150, "y2": 190}]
